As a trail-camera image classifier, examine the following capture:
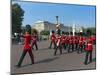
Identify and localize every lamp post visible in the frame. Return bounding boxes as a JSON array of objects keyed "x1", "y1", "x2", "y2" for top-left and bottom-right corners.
[
  {"x1": 56, "y1": 16, "x2": 59, "y2": 25},
  {"x1": 55, "y1": 16, "x2": 61, "y2": 35}
]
